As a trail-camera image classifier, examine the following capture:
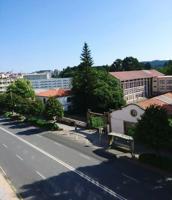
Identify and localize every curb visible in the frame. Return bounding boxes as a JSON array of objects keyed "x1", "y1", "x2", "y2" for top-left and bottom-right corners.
[{"x1": 0, "y1": 166, "x2": 23, "y2": 200}]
